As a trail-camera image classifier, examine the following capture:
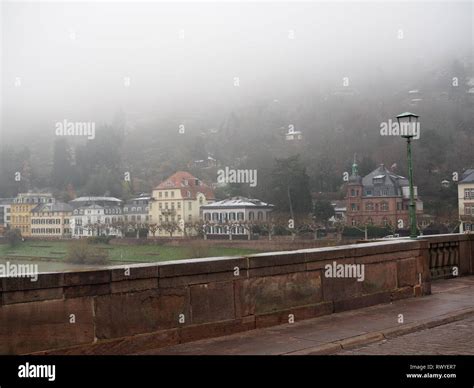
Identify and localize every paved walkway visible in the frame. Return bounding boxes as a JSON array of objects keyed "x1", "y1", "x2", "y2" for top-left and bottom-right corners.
[
  {"x1": 341, "y1": 314, "x2": 474, "y2": 355},
  {"x1": 138, "y1": 276, "x2": 474, "y2": 355}
]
